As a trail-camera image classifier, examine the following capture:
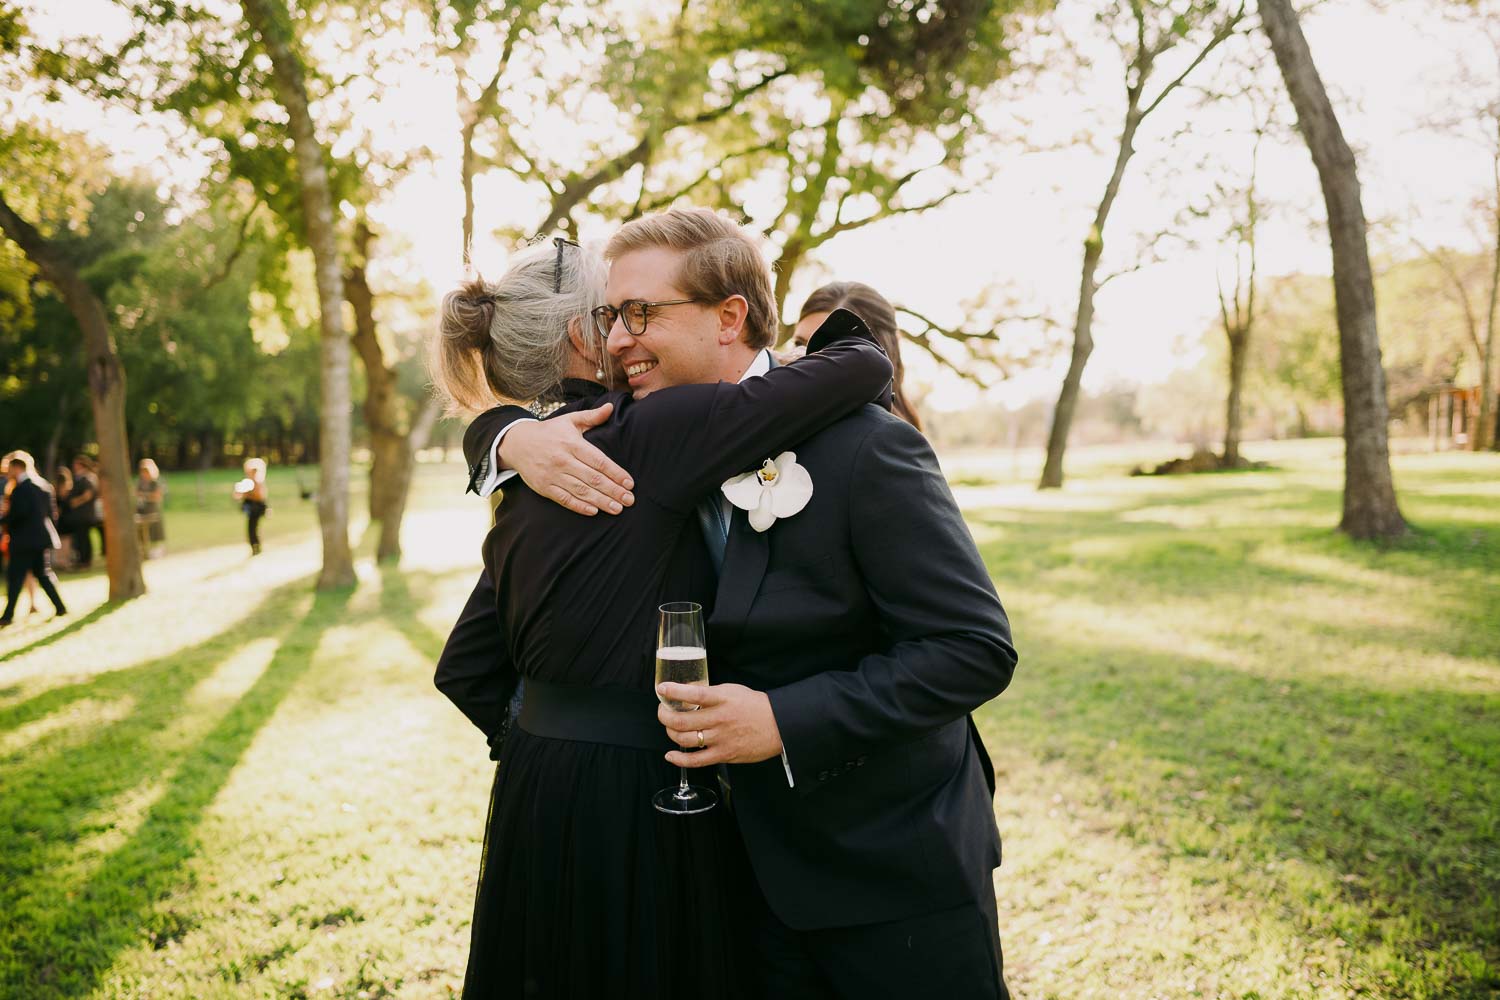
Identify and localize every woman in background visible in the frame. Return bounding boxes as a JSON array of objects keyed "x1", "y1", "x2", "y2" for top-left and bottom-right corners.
[
  {"x1": 53, "y1": 466, "x2": 75, "y2": 570},
  {"x1": 233, "y1": 458, "x2": 268, "y2": 555},
  {"x1": 794, "y1": 281, "x2": 923, "y2": 430},
  {"x1": 135, "y1": 458, "x2": 166, "y2": 558}
]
